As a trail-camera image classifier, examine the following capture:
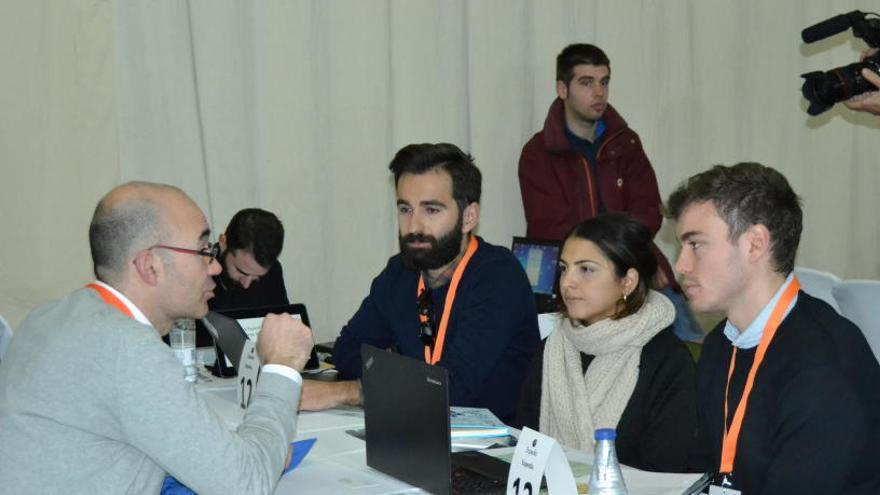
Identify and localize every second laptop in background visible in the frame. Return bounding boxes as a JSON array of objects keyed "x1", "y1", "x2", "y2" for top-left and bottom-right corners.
[{"x1": 511, "y1": 237, "x2": 561, "y2": 314}]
